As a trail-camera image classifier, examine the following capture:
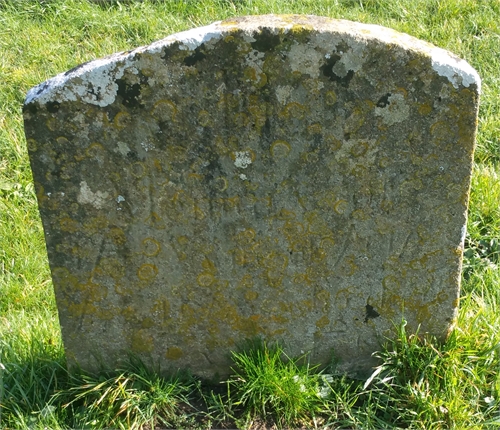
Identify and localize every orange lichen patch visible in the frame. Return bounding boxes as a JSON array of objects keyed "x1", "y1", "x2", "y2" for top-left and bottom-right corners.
[
  {"x1": 197, "y1": 272, "x2": 215, "y2": 287},
  {"x1": 151, "y1": 99, "x2": 177, "y2": 121},
  {"x1": 84, "y1": 215, "x2": 109, "y2": 233},
  {"x1": 306, "y1": 211, "x2": 332, "y2": 236},
  {"x1": 312, "y1": 248, "x2": 327, "y2": 262},
  {"x1": 59, "y1": 217, "x2": 80, "y2": 233},
  {"x1": 26, "y1": 138, "x2": 38, "y2": 152},
  {"x1": 165, "y1": 347, "x2": 183, "y2": 360},
  {"x1": 325, "y1": 90, "x2": 337, "y2": 106},
  {"x1": 221, "y1": 20, "x2": 239, "y2": 26},
  {"x1": 232, "y1": 248, "x2": 255, "y2": 266},
  {"x1": 325, "y1": 134, "x2": 342, "y2": 151},
  {"x1": 130, "y1": 161, "x2": 146, "y2": 179},
  {"x1": 106, "y1": 227, "x2": 127, "y2": 245},
  {"x1": 142, "y1": 237, "x2": 161, "y2": 257},
  {"x1": 350, "y1": 141, "x2": 369, "y2": 157},
  {"x1": 202, "y1": 258, "x2": 217, "y2": 274},
  {"x1": 307, "y1": 123, "x2": 322, "y2": 135},
  {"x1": 238, "y1": 274, "x2": 254, "y2": 289},
  {"x1": 214, "y1": 176, "x2": 228, "y2": 192},
  {"x1": 245, "y1": 290, "x2": 259, "y2": 301},
  {"x1": 316, "y1": 316, "x2": 330, "y2": 329},
  {"x1": 121, "y1": 306, "x2": 138, "y2": 321},
  {"x1": 235, "y1": 228, "x2": 256, "y2": 245},
  {"x1": 263, "y1": 252, "x2": 288, "y2": 269},
  {"x1": 46, "y1": 117, "x2": 57, "y2": 131},
  {"x1": 290, "y1": 235, "x2": 311, "y2": 253},
  {"x1": 96, "y1": 257, "x2": 125, "y2": 280},
  {"x1": 271, "y1": 314, "x2": 288, "y2": 324},
  {"x1": 197, "y1": 110, "x2": 212, "y2": 127},
  {"x1": 113, "y1": 111, "x2": 131, "y2": 129},
  {"x1": 67, "y1": 301, "x2": 97, "y2": 318},
  {"x1": 233, "y1": 315, "x2": 262, "y2": 337},
  {"x1": 265, "y1": 268, "x2": 284, "y2": 288},
  {"x1": 418, "y1": 103, "x2": 433, "y2": 115},
  {"x1": 131, "y1": 330, "x2": 154, "y2": 353},
  {"x1": 137, "y1": 264, "x2": 158, "y2": 282},
  {"x1": 144, "y1": 212, "x2": 165, "y2": 230},
  {"x1": 141, "y1": 317, "x2": 155, "y2": 329},
  {"x1": 85, "y1": 142, "x2": 106, "y2": 161},
  {"x1": 280, "y1": 102, "x2": 307, "y2": 119},
  {"x1": 291, "y1": 23, "x2": 314, "y2": 32},
  {"x1": 271, "y1": 140, "x2": 291, "y2": 159},
  {"x1": 340, "y1": 255, "x2": 358, "y2": 276}
]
